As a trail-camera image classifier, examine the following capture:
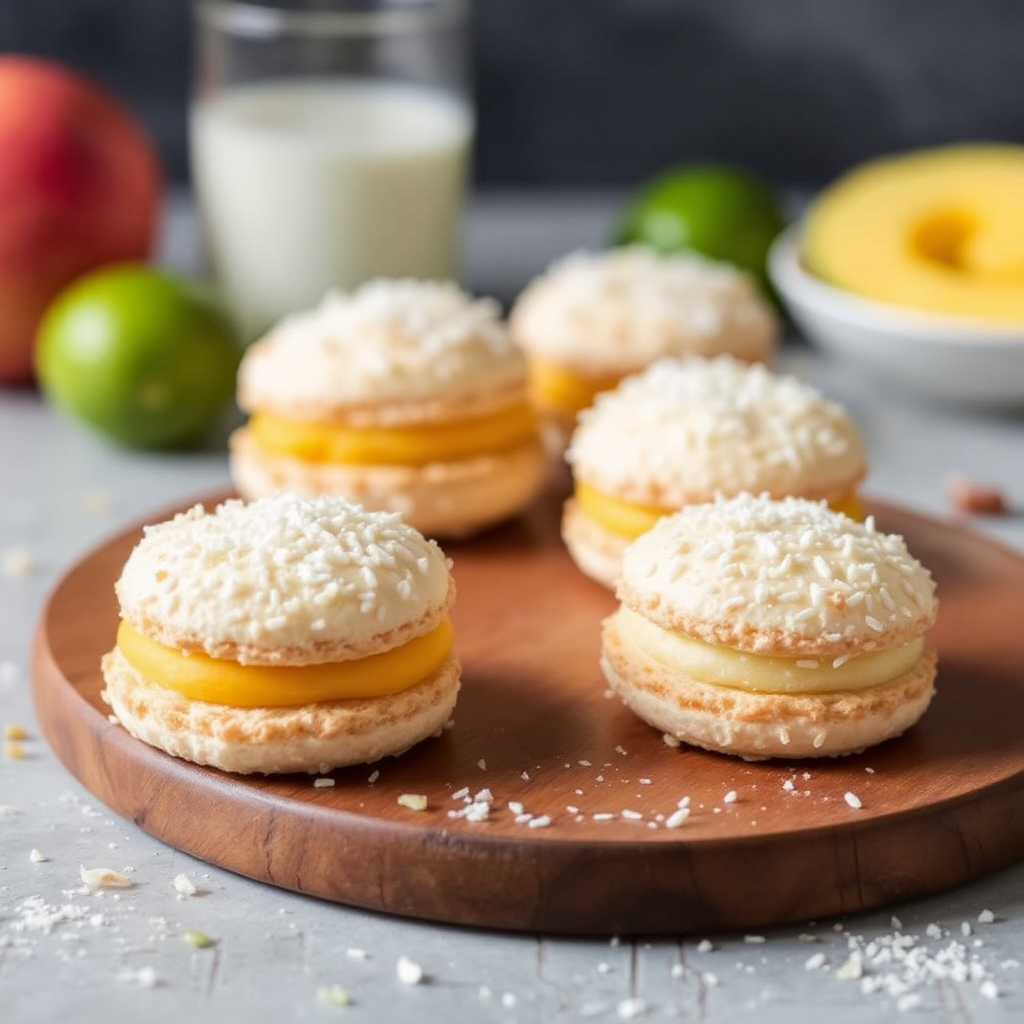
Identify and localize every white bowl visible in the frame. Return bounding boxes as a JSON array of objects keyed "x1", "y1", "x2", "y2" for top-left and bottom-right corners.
[{"x1": 767, "y1": 223, "x2": 1024, "y2": 407}]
